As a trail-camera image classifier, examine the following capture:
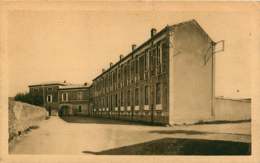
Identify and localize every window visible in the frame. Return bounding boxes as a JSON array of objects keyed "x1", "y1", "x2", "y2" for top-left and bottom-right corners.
[
  {"x1": 135, "y1": 59, "x2": 139, "y2": 75},
  {"x1": 121, "y1": 91, "x2": 124, "y2": 106},
  {"x1": 47, "y1": 95, "x2": 52, "y2": 103},
  {"x1": 78, "y1": 105, "x2": 82, "y2": 112},
  {"x1": 47, "y1": 87, "x2": 53, "y2": 91},
  {"x1": 34, "y1": 88, "x2": 39, "y2": 92},
  {"x1": 124, "y1": 65, "x2": 127, "y2": 86},
  {"x1": 135, "y1": 88, "x2": 139, "y2": 105},
  {"x1": 127, "y1": 90, "x2": 130, "y2": 106},
  {"x1": 144, "y1": 50, "x2": 148, "y2": 71},
  {"x1": 139, "y1": 55, "x2": 145, "y2": 80},
  {"x1": 145, "y1": 85, "x2": 149, "y2": 105},
  {"x1": 77, "y1": 92, "x2": 83, "y2": 100},
  {"x1": 110, "y1": 95, "x2": 113, "y2": 108},
  {"x1": 131, "y1": 61, "x2": 135, "y2": 82},
  {"x1": 162, "y1": 42, "x2": 168, "y2": 72},
  {"x1": 62, "y1": 93, "x2": 68, "y2": 102},
  {"x1": 156, "y1": 43, "x2": 161, "y2": 65},
  {"x1": 106, "y1": 96, "x2": 109, "y2": 108},
  {"x1": 156, "y1": 83, "x2": 161, "y2": 104},
  {"x1": 115, "y1": 94, "x2": 118, "y2": 107},
  {"x1": 149, "y1": 49, "x2": 156, "y2": 76}
]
